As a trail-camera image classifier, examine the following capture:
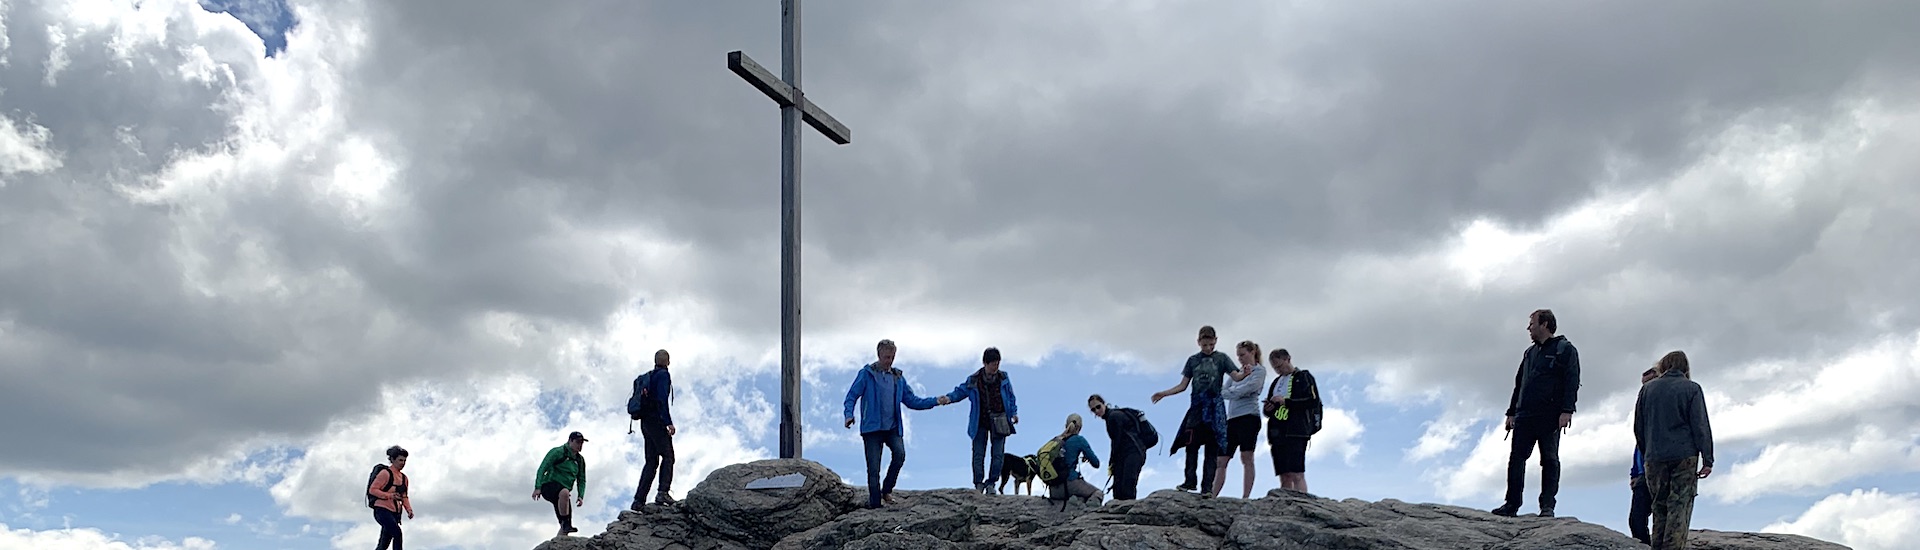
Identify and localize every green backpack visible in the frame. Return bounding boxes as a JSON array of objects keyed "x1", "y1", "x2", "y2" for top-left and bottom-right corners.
[{"x1": 1035, "y1": 438, "x2": 1069, "y2": 486}]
